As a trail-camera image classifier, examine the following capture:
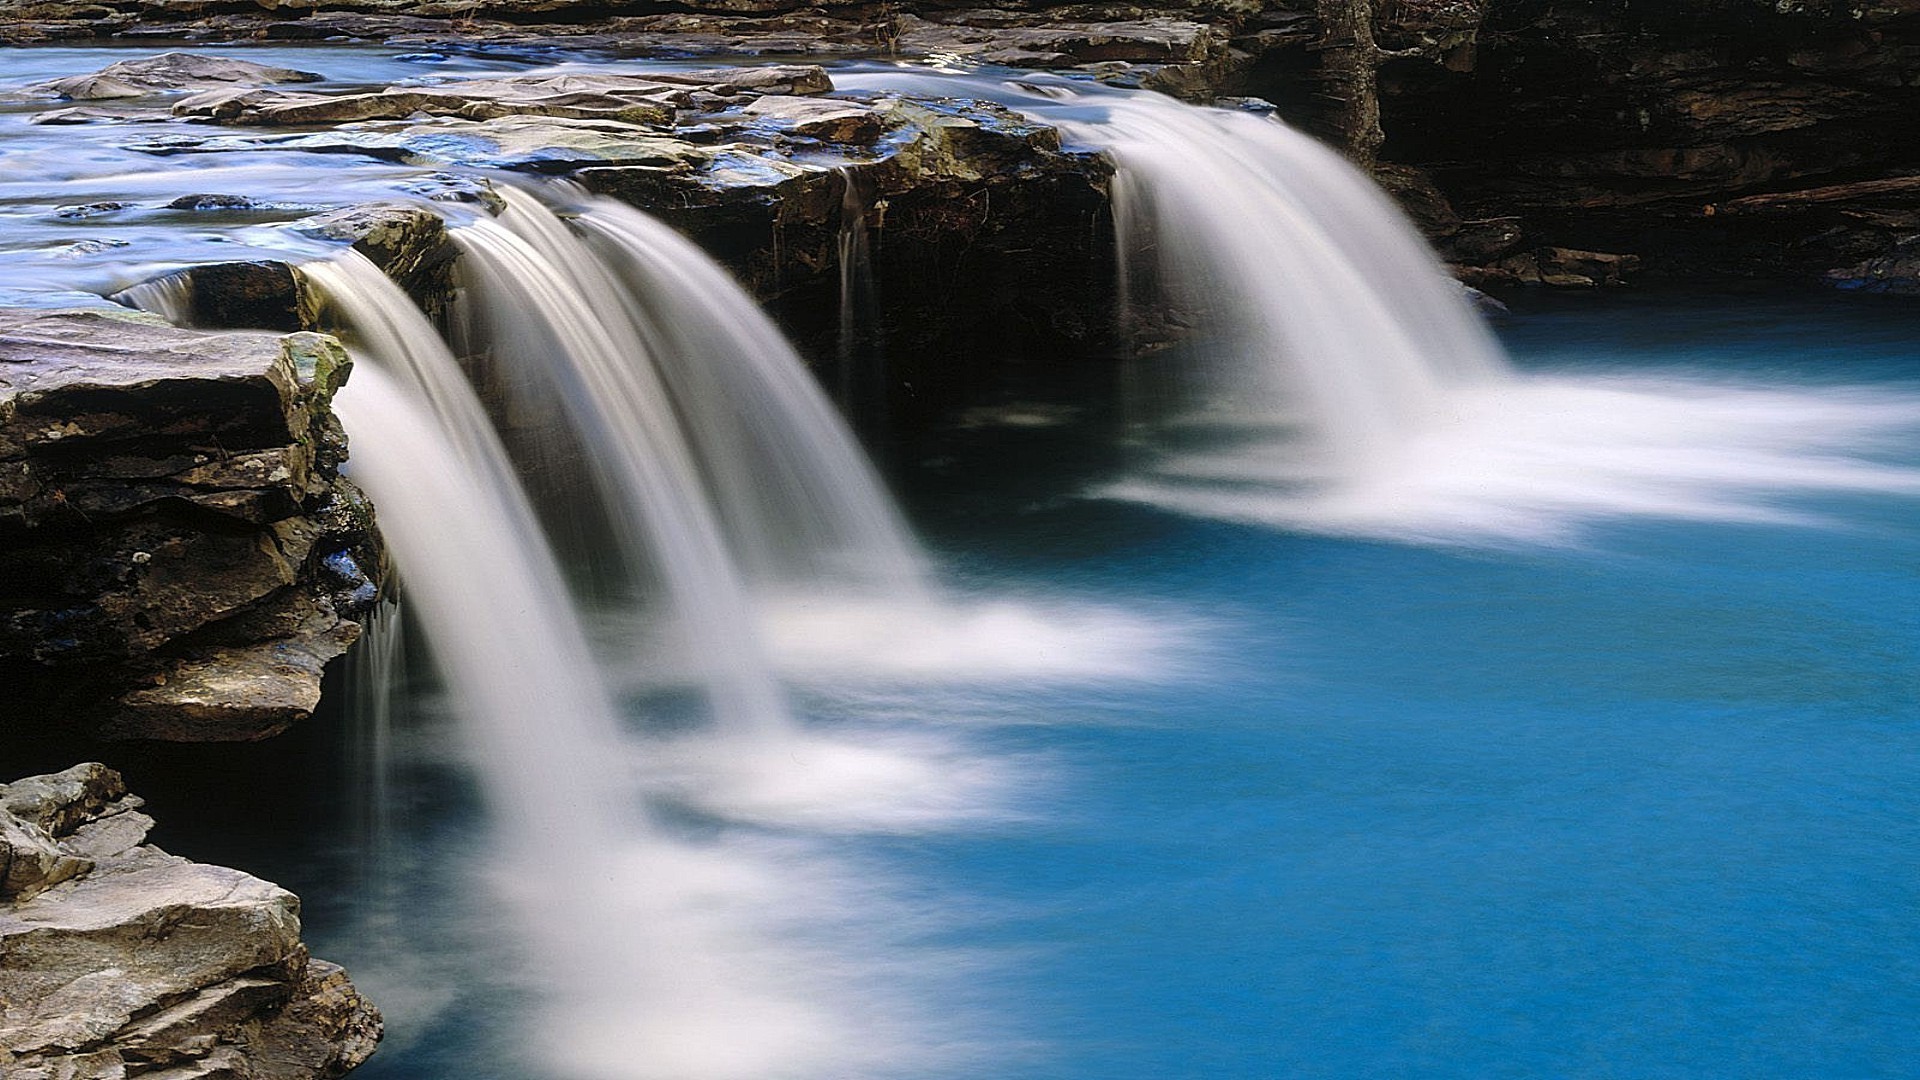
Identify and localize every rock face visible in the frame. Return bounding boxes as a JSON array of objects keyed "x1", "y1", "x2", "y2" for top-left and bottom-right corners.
[
  {"x1": 0, "y1": 309, "x2": 380, "y2": 742},
  {"x1": 0, "y1": 763, "x2": 381, "y2": 1079},
  {"x1": 1363, "y1": 0, "x2": 1920, "y2": 283}
]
